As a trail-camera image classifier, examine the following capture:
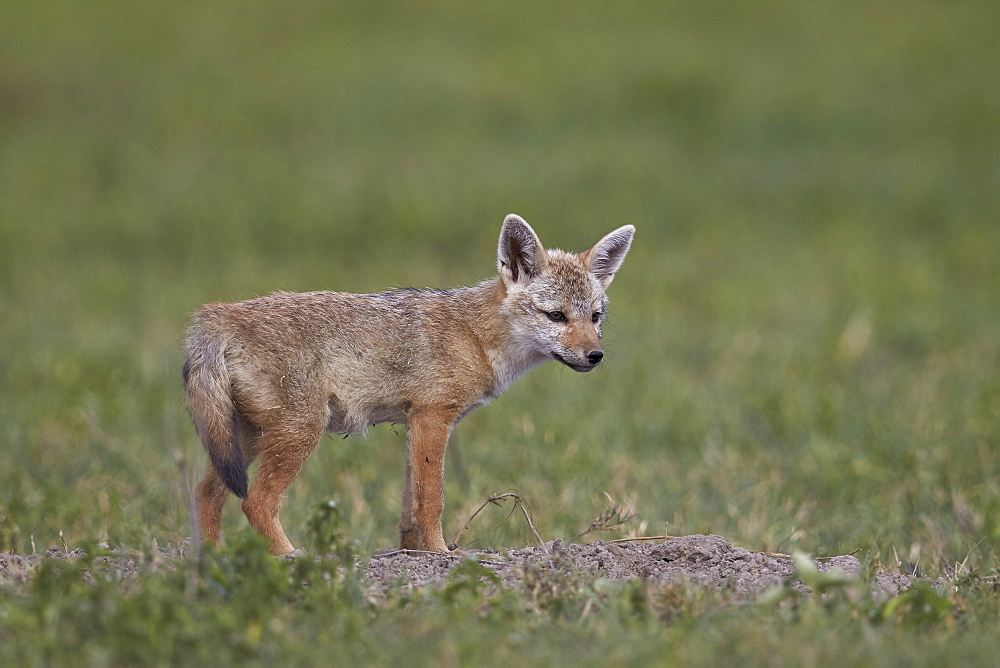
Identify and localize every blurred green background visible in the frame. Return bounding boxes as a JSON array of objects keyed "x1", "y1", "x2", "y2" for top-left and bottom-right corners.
[{"x1": 2, "y1": 0, "x2": 998, "y2": 572}]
